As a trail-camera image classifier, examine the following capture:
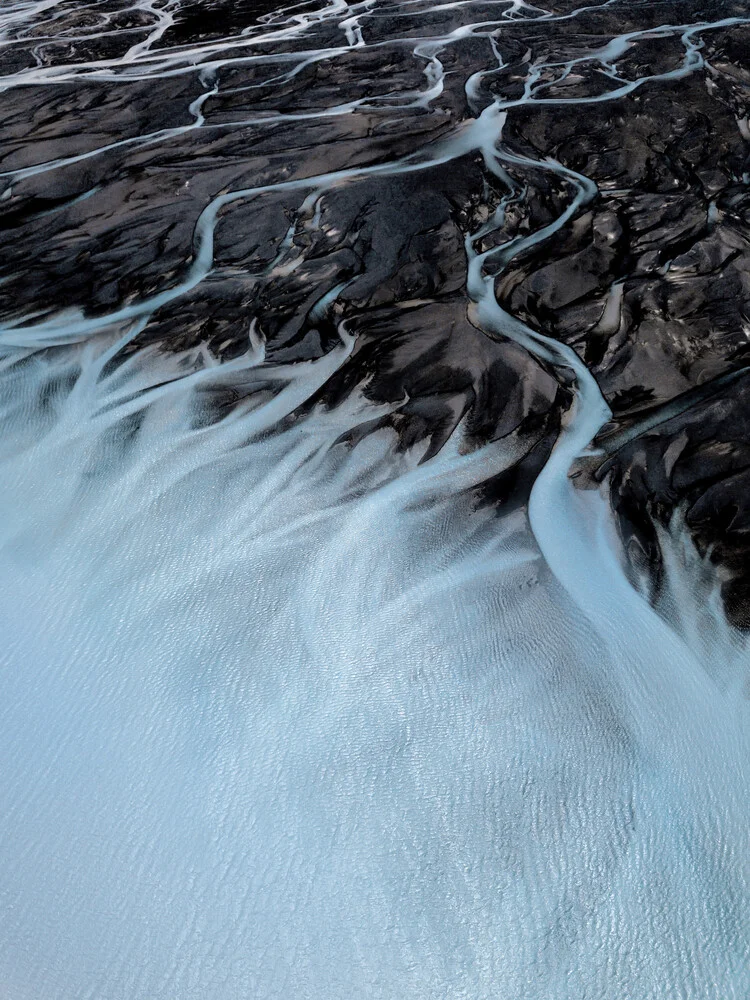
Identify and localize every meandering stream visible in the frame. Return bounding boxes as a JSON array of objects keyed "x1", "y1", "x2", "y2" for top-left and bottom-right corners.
[{"x1": 0, "y1": 1, "x2": 748, "y2": 997}]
